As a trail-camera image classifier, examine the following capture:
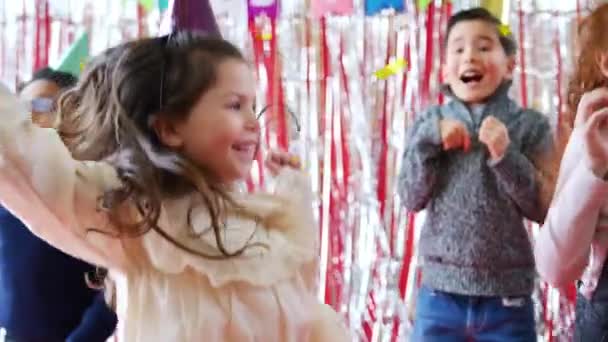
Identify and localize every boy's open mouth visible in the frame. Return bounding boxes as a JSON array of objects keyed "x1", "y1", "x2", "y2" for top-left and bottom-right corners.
[{"x1": 460, "y1": 70, "x2": 484, "y2": 84}]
